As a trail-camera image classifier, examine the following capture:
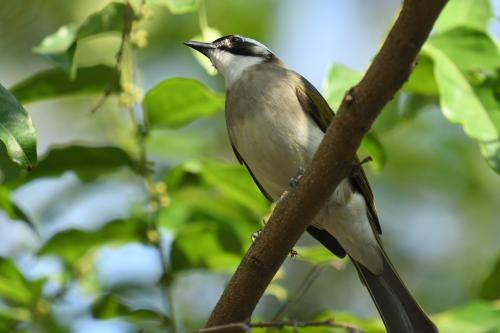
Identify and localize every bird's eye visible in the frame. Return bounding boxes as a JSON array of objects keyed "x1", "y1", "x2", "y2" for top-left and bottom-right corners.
[{"x1": 230, "y1": 36, "x2": 243, "y2": 43}]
